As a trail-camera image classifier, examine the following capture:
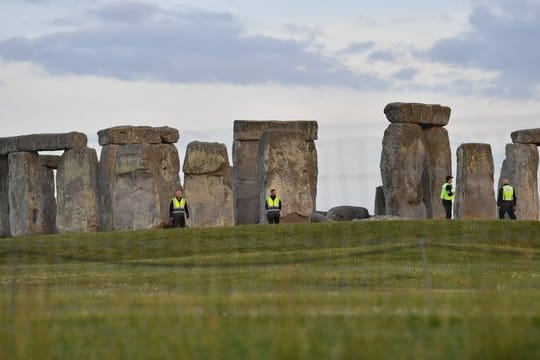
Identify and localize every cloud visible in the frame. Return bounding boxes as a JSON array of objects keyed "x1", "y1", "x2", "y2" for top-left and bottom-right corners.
[
  {"x1": 368, "y1": 49, "x2": 397, "y2": 62},
  {"x1": 0, "y1": 3, "x2": 386, "y2": 90},
  {"x1": 427, "y1": 1, "x2": 540, "y2": 98},
  {"x1": 339, "y1": 41, "x2": 376, "y2": 55},
  {"x1": 392, "y1": 67, "x2": 418, "y2": 81}
]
